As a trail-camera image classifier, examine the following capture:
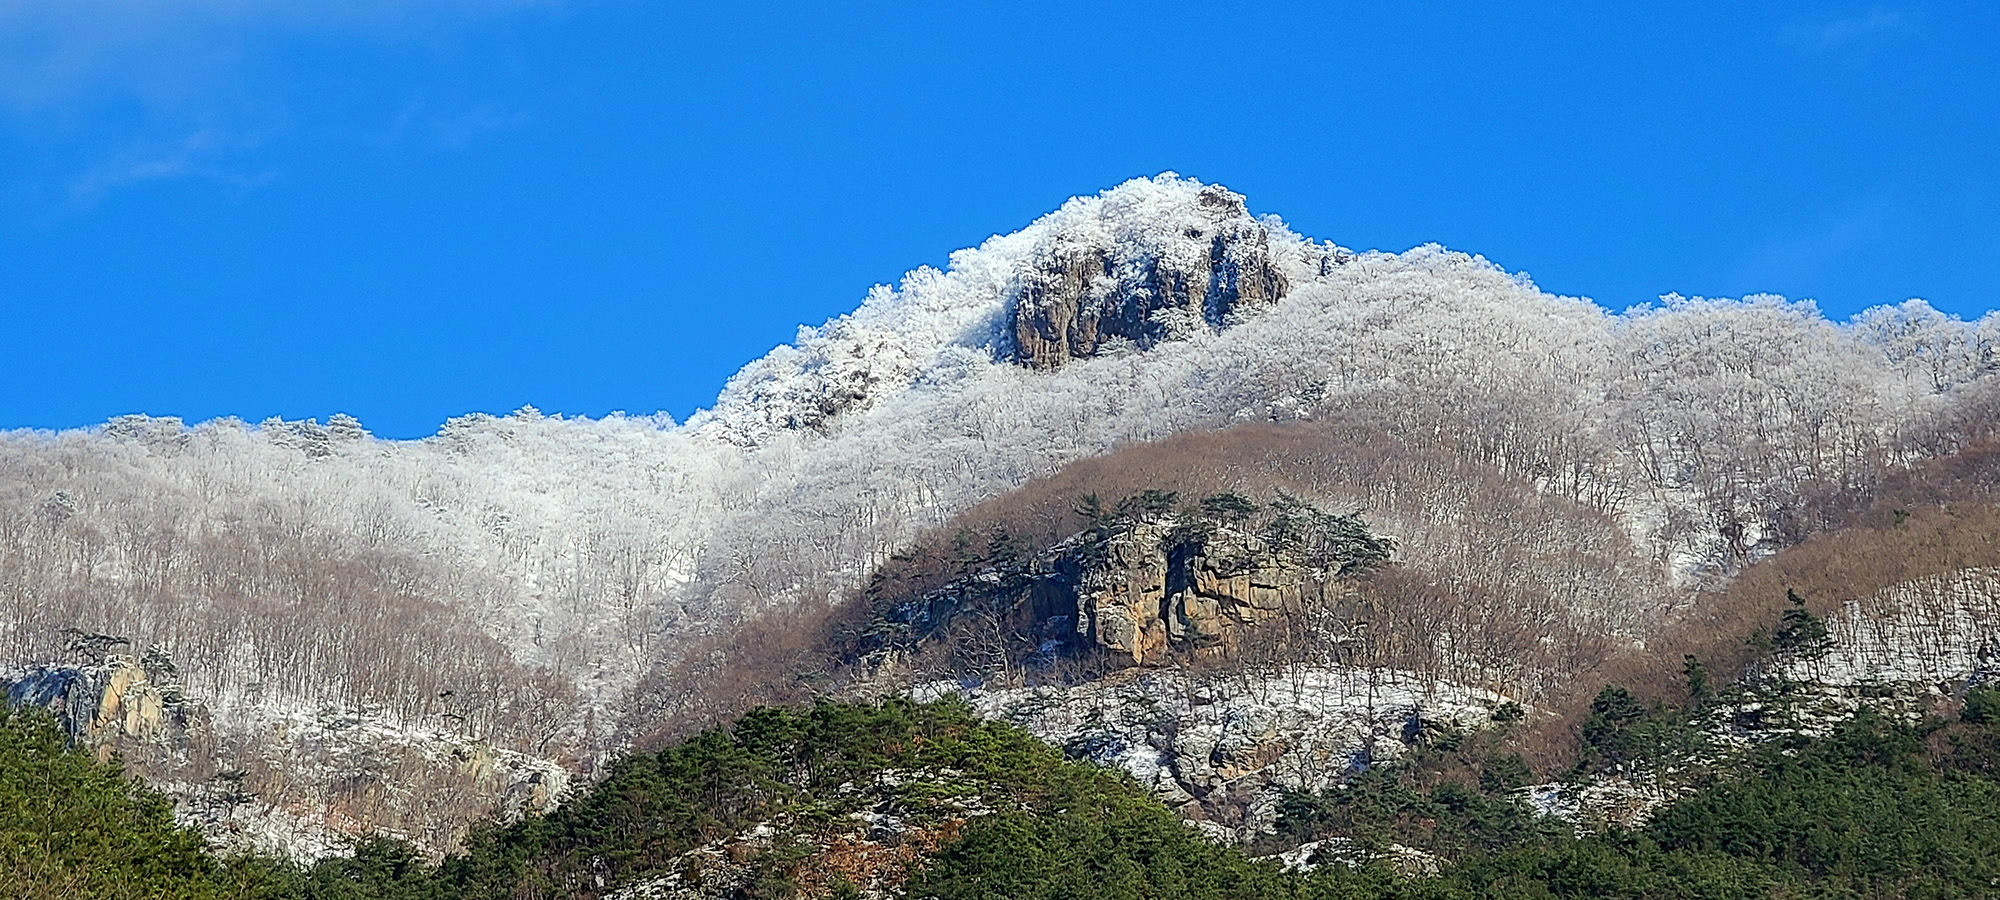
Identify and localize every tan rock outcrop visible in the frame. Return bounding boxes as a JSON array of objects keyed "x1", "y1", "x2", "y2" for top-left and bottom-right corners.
[
  {"x1": 1068, "y1": 522, "x2": 1324, "y2": 666},
  {"x1": 6, "y1": 652, "x2": 189, "y2": 746},
  {"x1": 879, "y1": 511, "x2": 1375, "y2": 677},
  {"x1": 93, "y1": 656, "x2": 169, "y2": 741}
]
